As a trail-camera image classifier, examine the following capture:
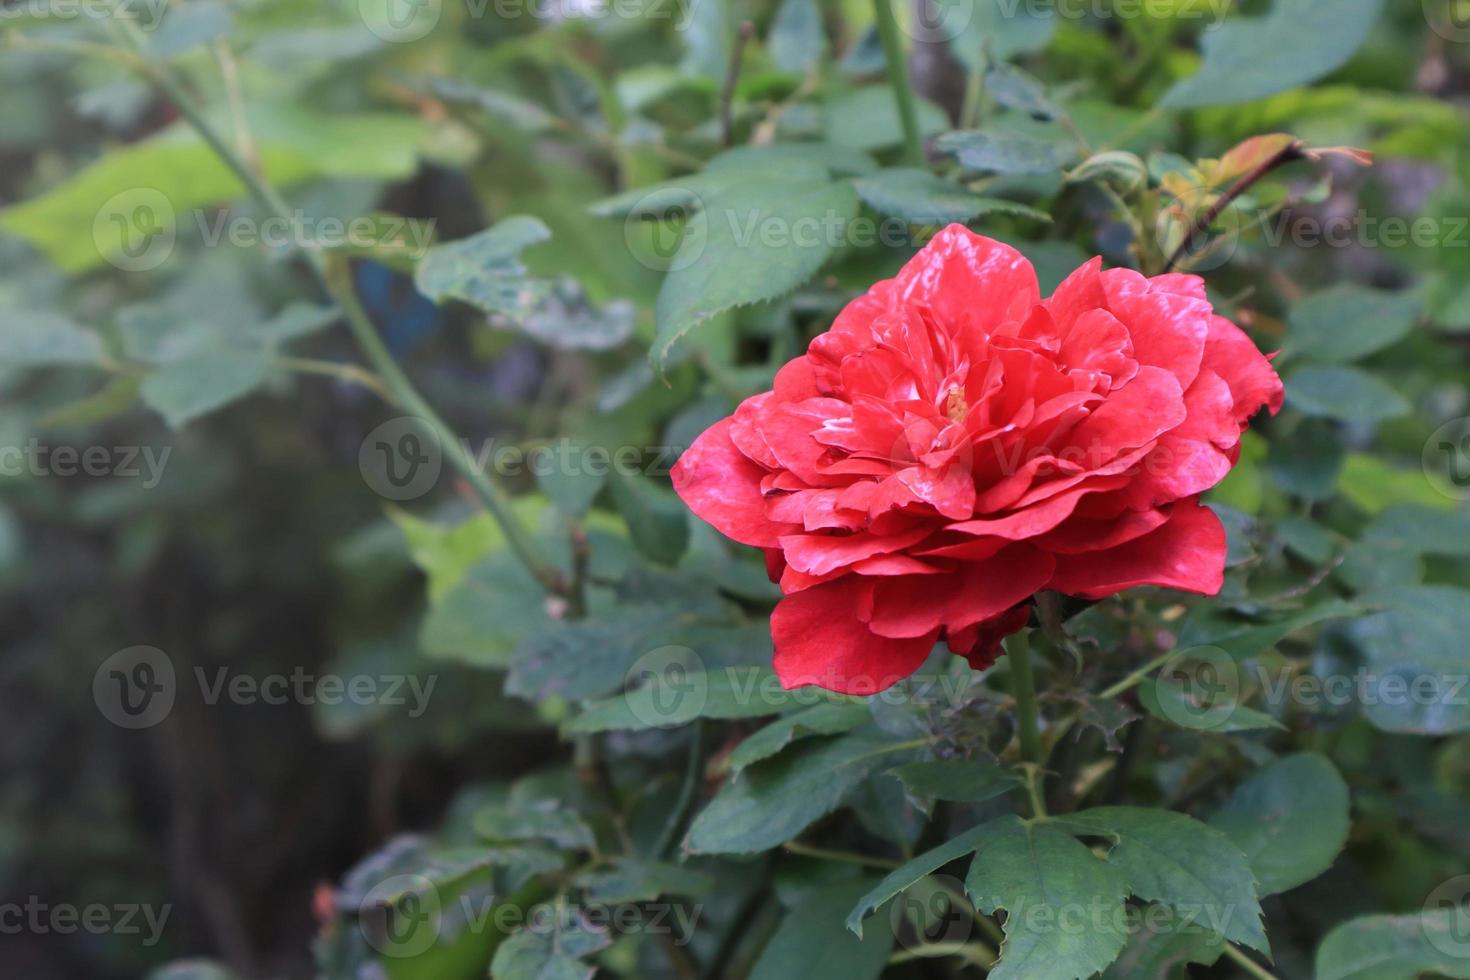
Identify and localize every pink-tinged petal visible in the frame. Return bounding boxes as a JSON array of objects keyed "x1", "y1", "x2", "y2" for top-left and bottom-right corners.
[
  {"x1": 728, "y1": 393, "x2": 780, "y2": 469},
  {"x1": 1045, "y1": 500, "x2": 1226, "y2": 599},
  {"x1": 1058, "y1": 308, "x2": 1137, "y2": 389},
  {"x1": 1036, "y1": 505, "x2": 1169, "y2": 554},
  {"x1": 891, "y1": 225, "x2": 1040, "y2": 328},
  {"x1": 1045, "y1": 256, "x2": 1107, "y2": 331},
  {"x1": 868, "y1": 545, "x2": 1054, "y2": 638},
  {"x1": 947, "y1": 476, "x2": 1129, "y2": 540},
  {"x1": 672, "y1": 418, "x2": 790, "y2": 548},
  {"x1": 1202, "y1": 315, "x2": 1285, "y2": 423},
  {"x1": 947, "y1": 603, "x2": 1032, "y2": 671},
  {"x1": 756, "y1": 397, "x2": 851, "y2": 487},
  {"x1": 780, "y1": 525, "x2": 935, "y2": 577},
  {"x1": 1150, "y1": 273, "x2": 1208, "y2": 301},
  {"x1": 773, "y1": 578, "x2": 938, "y2": 694},
  {"x1": 772, "y1": 355, "x2": 820, "y2": 401},
  {"x1": 897, "y1": 463, "x2": 976, "y2": 521},
  {"x1": 1114, "y1": 368, "x2": 1238, "y2": 508},
  {"x1": 1064, "y1": 366, "x2": 1187, "y2": 462},
  {"x1": 1101, "y1": 269, "x2": 1210, "y2": 390},
  {"x1": 852, "y1": 554, "x2": 948, "y2": 576}
]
